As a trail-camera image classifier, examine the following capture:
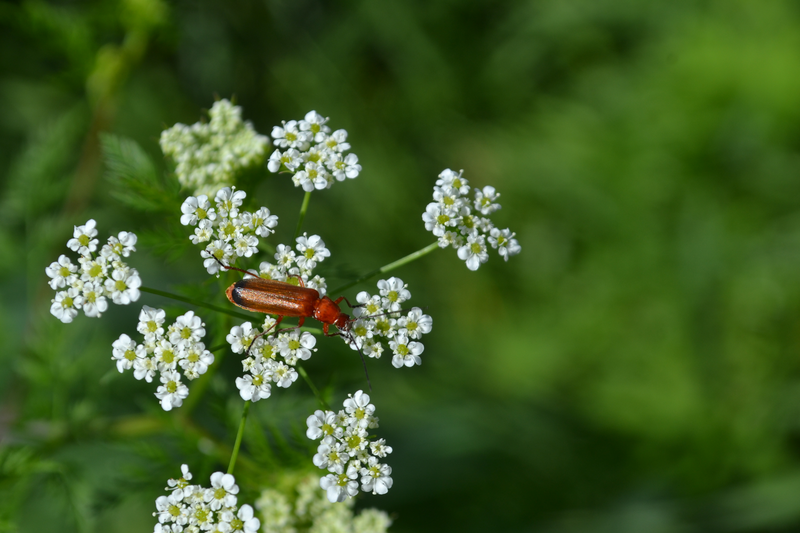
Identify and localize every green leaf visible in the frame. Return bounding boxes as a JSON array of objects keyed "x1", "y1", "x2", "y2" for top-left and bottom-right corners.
[{"x1": 100, "y1": 133, "x2": 180, "y2": 213}]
